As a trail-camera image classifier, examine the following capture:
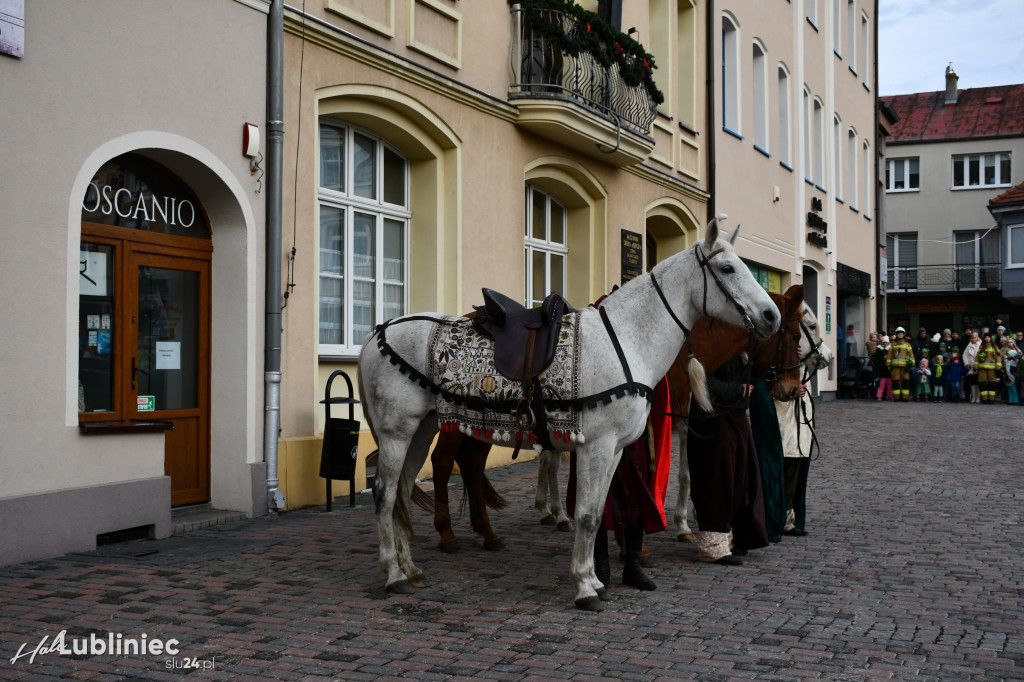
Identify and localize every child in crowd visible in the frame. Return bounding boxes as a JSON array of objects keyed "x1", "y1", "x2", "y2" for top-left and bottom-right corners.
[
  {"x1": 874, "y1": 335, "x2": 893, "y2": 401},
  {"x1": 932, "y1": 354, "x2": 946, "y2": 403},
  {"x1": 946, "y1": 352, "x2": 964, "y2": 403},
  {"x1": 914, "y1": 357, "x2": 932, "y2": 402},
  {"x1": 1006, "y1": 349, "x2": 1019, "y2": 405}
]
